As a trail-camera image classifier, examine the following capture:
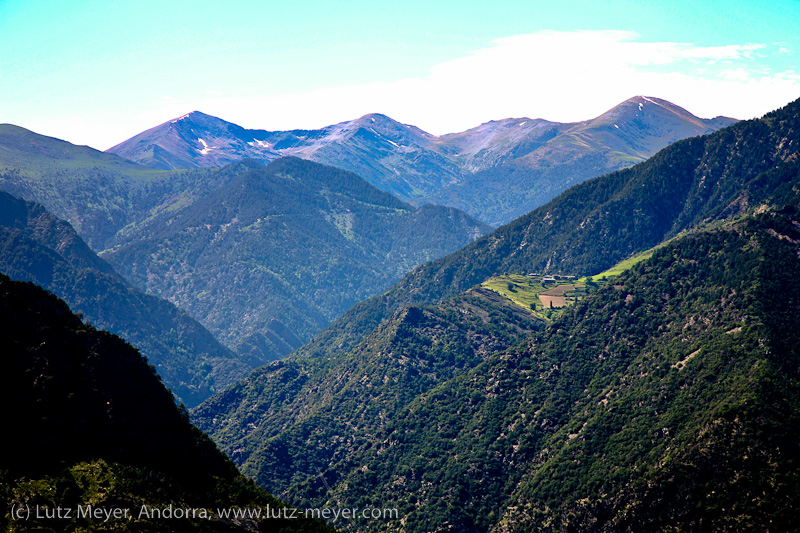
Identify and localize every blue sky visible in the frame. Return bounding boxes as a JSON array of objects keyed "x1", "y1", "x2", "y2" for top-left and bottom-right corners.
[{"x1": 1, "y1": 0, "x2": 798, "y2": 149}]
